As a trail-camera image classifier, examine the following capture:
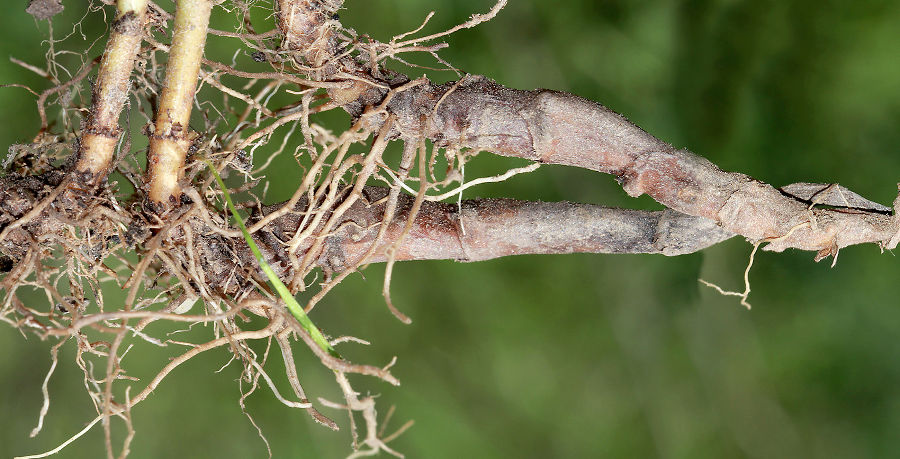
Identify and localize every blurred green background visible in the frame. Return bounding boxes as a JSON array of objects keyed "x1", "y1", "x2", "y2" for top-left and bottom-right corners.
[{"x1": 2, "y1": 0, "x2": 900, "y2": 457}]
